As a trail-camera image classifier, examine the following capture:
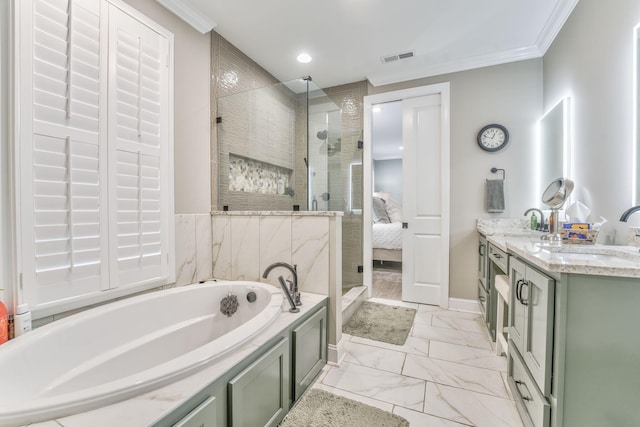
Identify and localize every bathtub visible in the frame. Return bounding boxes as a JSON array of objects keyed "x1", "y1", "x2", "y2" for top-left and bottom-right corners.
[{"x1": 0, "y1": 280, "x2": 283, "y2": 426}]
